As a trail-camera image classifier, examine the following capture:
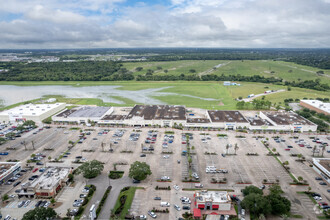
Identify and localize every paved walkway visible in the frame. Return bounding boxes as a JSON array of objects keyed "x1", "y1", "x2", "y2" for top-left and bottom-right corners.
[{"x1": 82, "y1": 174, "x2": 132, "y2": 220}]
